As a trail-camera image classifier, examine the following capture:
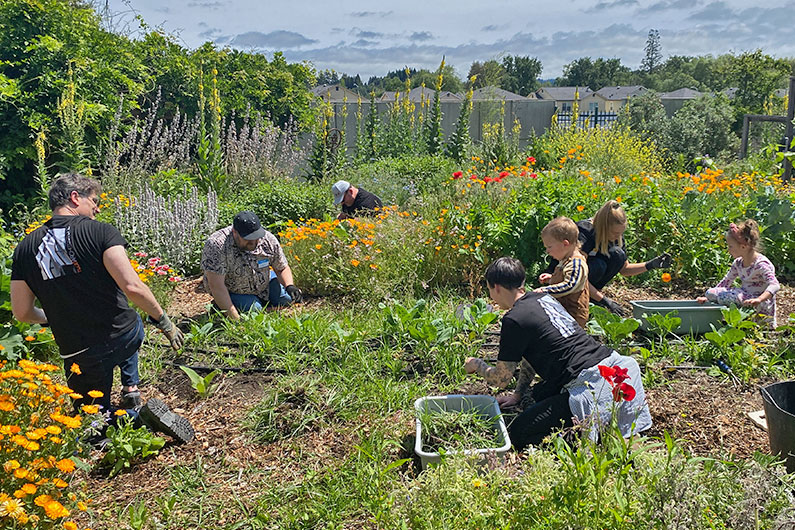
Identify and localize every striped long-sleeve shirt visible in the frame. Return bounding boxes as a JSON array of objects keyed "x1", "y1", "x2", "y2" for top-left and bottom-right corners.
[{"x1": 539, "y1": 251, "x2": 588, "y2": 298}]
